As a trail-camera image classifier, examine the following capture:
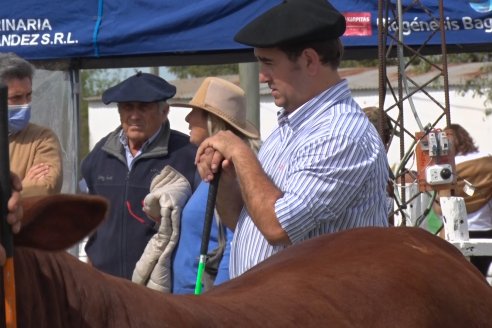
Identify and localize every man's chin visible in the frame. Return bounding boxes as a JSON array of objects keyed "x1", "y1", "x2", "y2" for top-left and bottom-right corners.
[
  {"x1": 274, "y1": 99, "x2": 285, "y2": 108},
  {"x1": 126, "y1": 132, "x2": 146, "y2": 143},
  {"x1": 126, "y1": 126, "x2": 144, "y2": 134}
]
